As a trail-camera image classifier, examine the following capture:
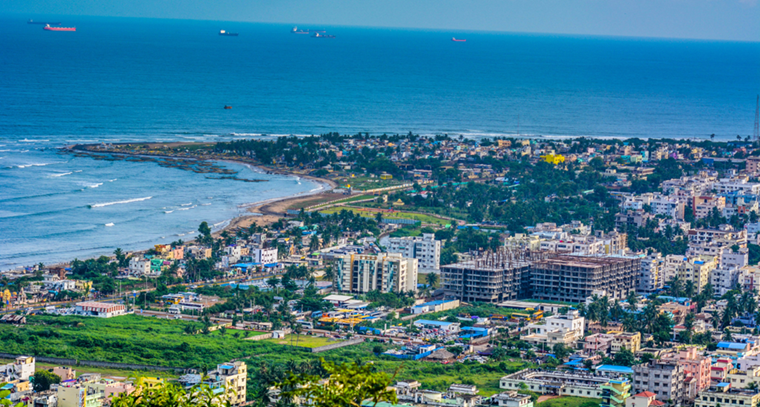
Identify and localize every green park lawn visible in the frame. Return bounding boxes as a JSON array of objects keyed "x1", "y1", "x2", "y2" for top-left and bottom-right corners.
[{"x1": 263, "y1": 335, "x2": 341, "y2": 348}]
